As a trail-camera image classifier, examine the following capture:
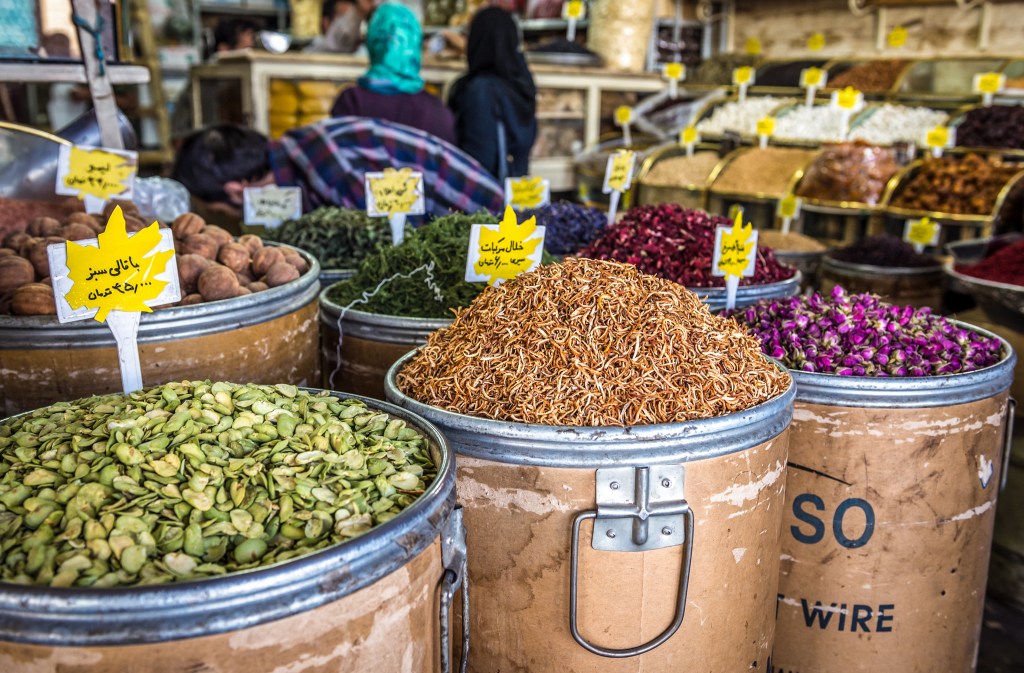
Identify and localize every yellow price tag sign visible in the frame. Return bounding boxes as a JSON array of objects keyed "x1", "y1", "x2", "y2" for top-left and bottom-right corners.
[
  {"x1": 974, "y1": 72, "x2": 1005, "y2": 95},
  {"x1": 62, "y1": 208, "x2": 176, "y2": 323},
  {"x1": 714, "y1": 211, "x2": 758, "y2": 279},
  {"x1": 728, "y1": 204, "x2": 744, "y2": 220},
  {"x1": 664, "y1": 62, "x2": 685, "y2": 81},
  {"x1": 506, "y1": 176, "x2": 549, "y2": 210},
  {"x1": 733, "y1": 66, "x2": 754, "y2": 86},
  {"x1": 680, "y1": 126, "x2": 699, "y2": 146},
  {"x1": 56, "y1": 145, "x2": 137, "y2": 206},
  {"x1": 800, "y1": 67, "x2": 825, "y2": 88},
  {"x1": 778, "y1": 194, "x2": 800, "y2": 219},
  {"x1": 887, "y1": 25, "x2": 907, "y2": 48},
  {"x1": 563, "y1": 0, "x2": 584, "y2": 20},
  {"x1": 466, "y1": 206, "x2": 546, "y2": 286},
  {"x1": 603, "y1": 150, "x2": 635, "y2": 193},
  {"x1": 365, "y1": 168, "x2": 425, "y2": 216},
  {"x1": 904, "y1": 216, "x2": 940, "y2": 248},
  {"x1": 744, "y1": 37, "x2": 762, "y2": 56},
  {"x1": 807, "y1": 32, "x2": 825, "y2": 51},
  {"x1": 925, "y1": 125, "x2": 951, "y2": 149},
  {"x1": 756, "y1": 117, "x2": 776, "y2": 137},
  {"x1": 614, "y1": 106, "x2": 633, "y2": 126},
  {"x1": 834, "y1": 86, "x2": 863, "y2": 110}
]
